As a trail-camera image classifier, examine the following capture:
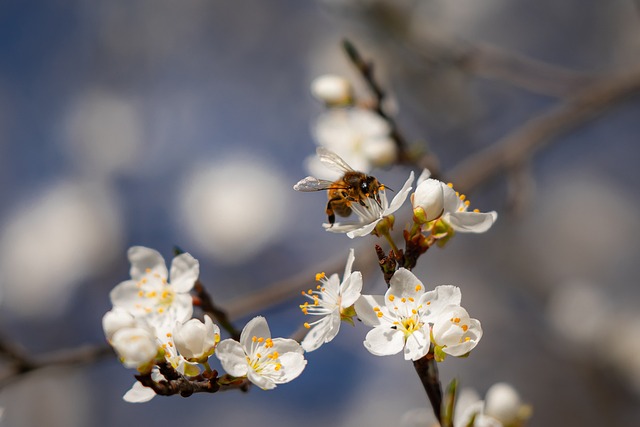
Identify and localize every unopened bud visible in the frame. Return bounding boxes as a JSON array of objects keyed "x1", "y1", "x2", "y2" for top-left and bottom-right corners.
[
  {"x1": 310, "y1": 74, "x2": 353, "y2": 106},
  {"x1": 411, "y1": 179, "x2": 445, "y2": 223}
]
